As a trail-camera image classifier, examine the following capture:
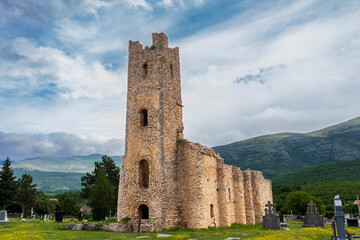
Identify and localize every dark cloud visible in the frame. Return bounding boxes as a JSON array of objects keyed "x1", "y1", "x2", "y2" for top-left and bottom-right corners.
[
  {"x1": 0, "y1": 132, "x2": 124, "y2": 161},
  {"x1": 234, "y1": 64, "x2": 285, "y2": 84}
]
